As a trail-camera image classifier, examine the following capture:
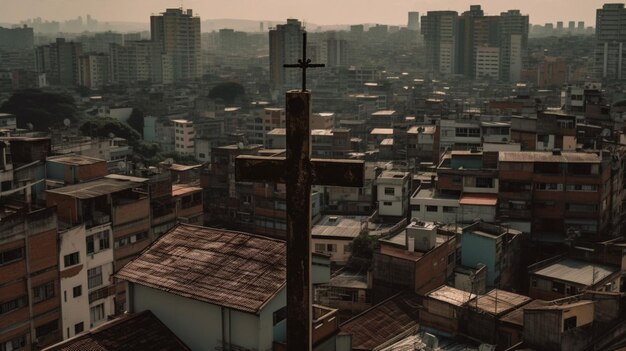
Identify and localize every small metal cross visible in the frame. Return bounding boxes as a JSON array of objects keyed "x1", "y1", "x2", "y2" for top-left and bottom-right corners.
[{"x1": 284, "y1": 31, "x2": 325, "y2": 92}]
